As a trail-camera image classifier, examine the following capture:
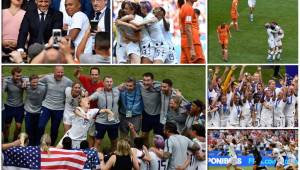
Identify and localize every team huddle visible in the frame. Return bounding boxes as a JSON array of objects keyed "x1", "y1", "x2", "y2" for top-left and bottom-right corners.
[
  {"x1": 265, "y1": 22, "x2": 285, "y2": 62},
  {"x1": 114, "y1": 1, "x2": 176, "y2": 64},
  {"x1": 208, "y1": 130, "x2": 298, "y2": 170},
  {"x1": 2, "y1": 66, "x2": 206, "y2": 169},
  {"x1": 208, "y1": 65, "x2": 298, "y2": 127}
]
